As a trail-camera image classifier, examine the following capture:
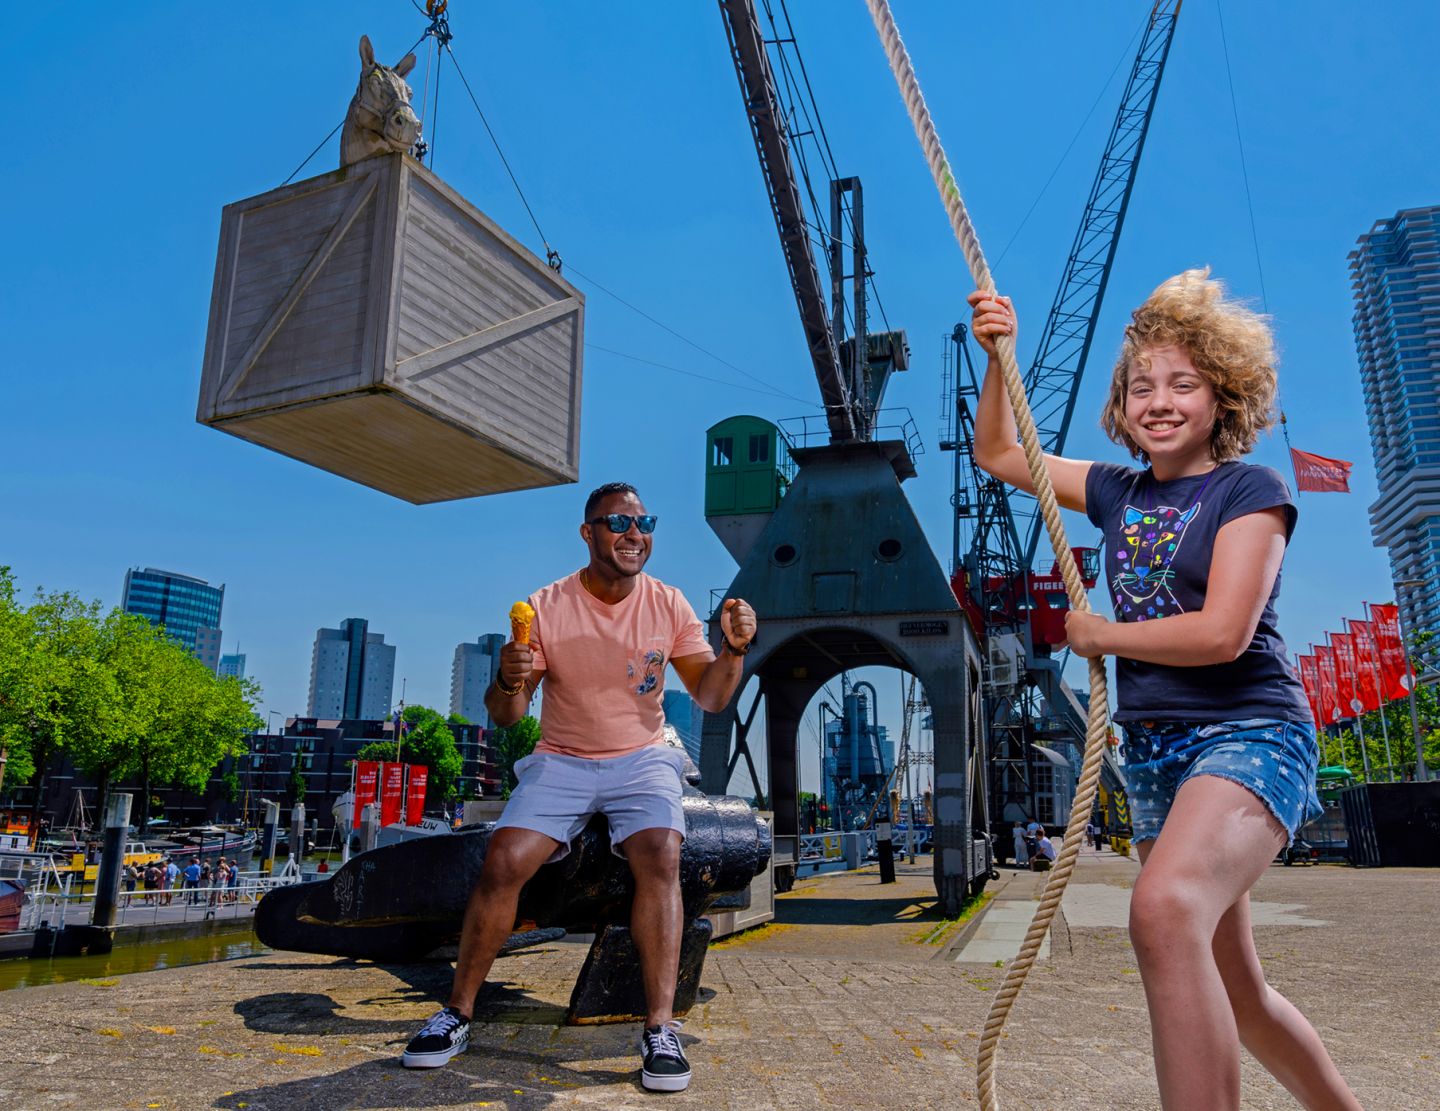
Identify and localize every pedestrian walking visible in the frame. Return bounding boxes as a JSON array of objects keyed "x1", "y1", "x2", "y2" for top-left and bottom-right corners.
[
  {"x1": 971, "y1": 271, "x2": 1359, "y2": 1108},
  {"x1": 401, "y1": 481, "x2": 756, "y2": 1095}
]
